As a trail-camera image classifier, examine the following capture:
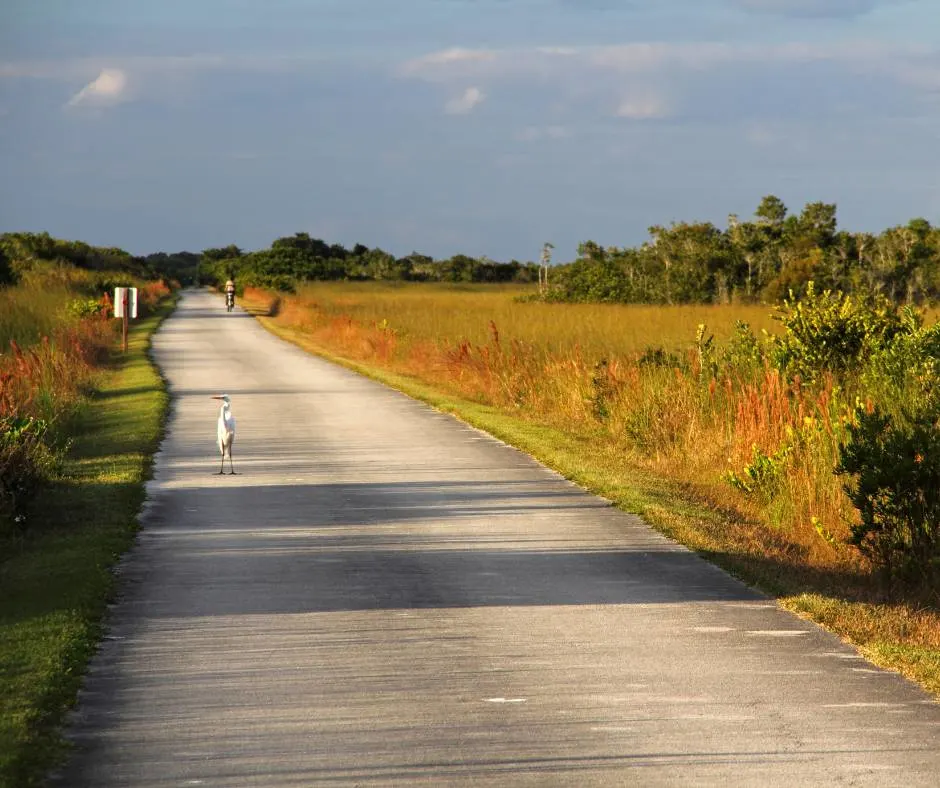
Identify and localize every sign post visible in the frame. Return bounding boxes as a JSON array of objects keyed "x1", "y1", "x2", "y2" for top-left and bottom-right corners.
[{"x1": 113, "y1": 287, "x2": 138, "y2": 353}]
